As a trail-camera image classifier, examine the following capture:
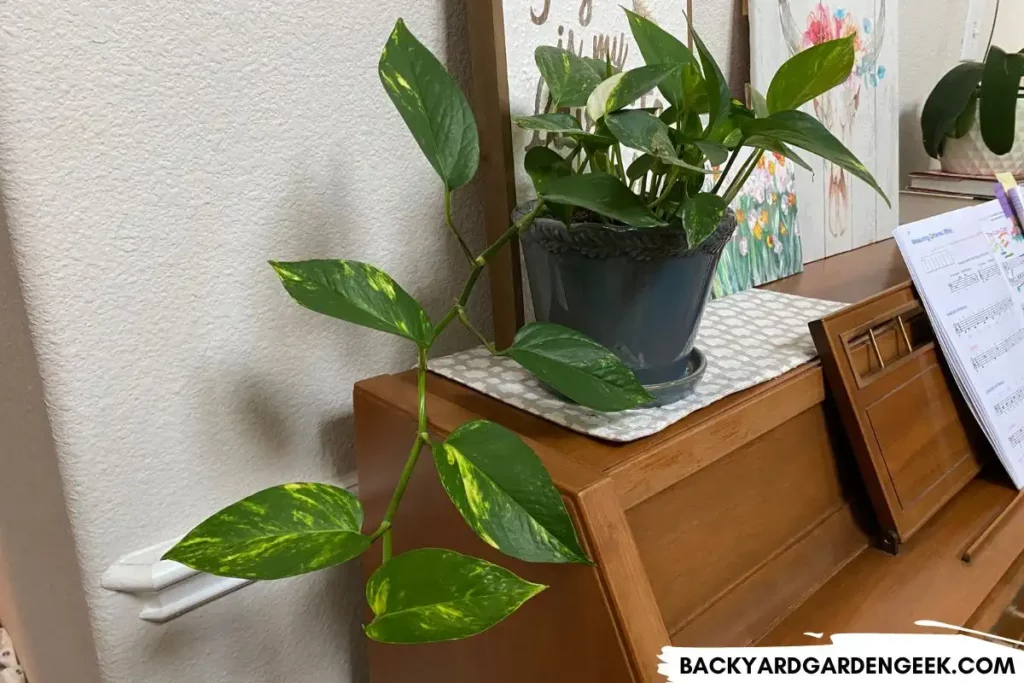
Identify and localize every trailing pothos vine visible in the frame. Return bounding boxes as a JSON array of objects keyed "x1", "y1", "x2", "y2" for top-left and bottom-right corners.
[{"x1": 161, "y1": 12, "x2": 886, "y2": 646}]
